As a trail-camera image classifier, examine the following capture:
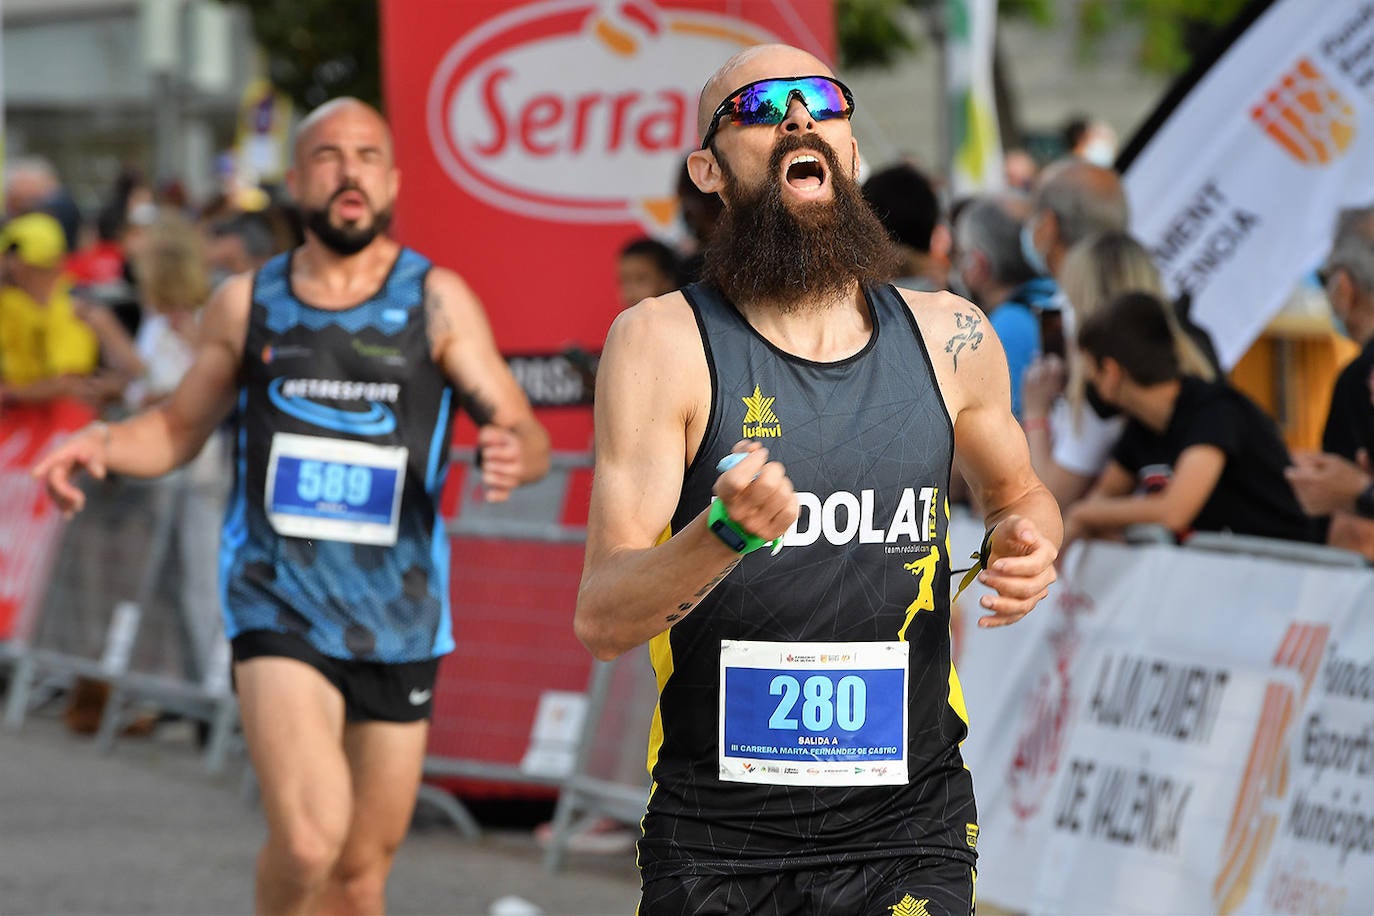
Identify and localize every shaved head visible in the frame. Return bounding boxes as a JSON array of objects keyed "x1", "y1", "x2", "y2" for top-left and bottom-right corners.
[
  {"x1": 289, "y1": 96, "x2": 398, "y2": 257},
  {"x1": 293, "y1": 97, "x2": 393, "y2": 166},
  {"x1": 697, "y1": 44, "x2": 835, "y2": 142}
]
